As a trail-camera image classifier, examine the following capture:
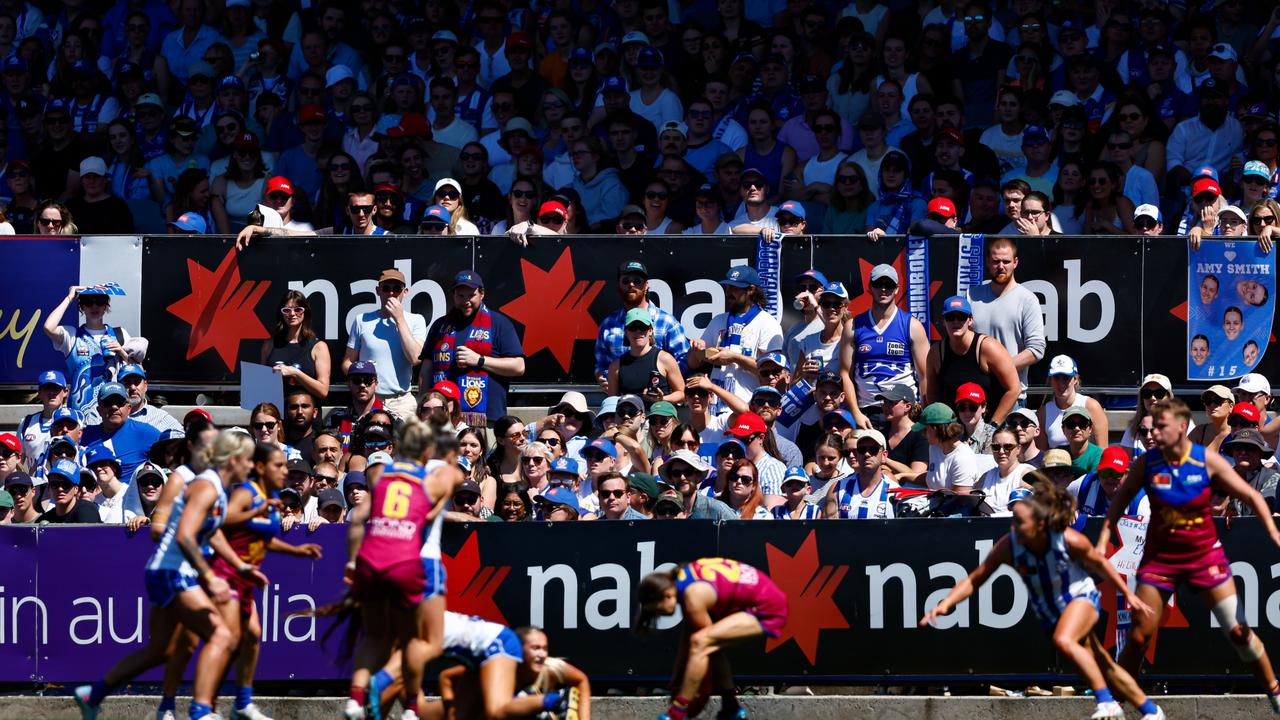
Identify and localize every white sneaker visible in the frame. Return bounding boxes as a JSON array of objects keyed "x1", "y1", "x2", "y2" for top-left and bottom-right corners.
[
  {"x1": 400, "y1": 711, "x2": 419, "y2": 720},
  {"x1": 1140, "y1": 706, "x2": 1166, "y2": 720},
  {"x1": 157, "y1": 711, "x2": 176, "y2": 720},
  {"x1": 233, "y1": 704, "x2": 274, "y2": 720},
  {"x1": 1270, "y1": 692, "x2": 1280, "y2": 715},
  {"x1": 1090, "y1": 701, "x2": 1125, "y2": 719},
  {"x1": 72, "y1": 685, "x2": 98, "y2": 720},
  {"x1": 344, "y1": 699, "x2": 366, "y2": 720}
]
